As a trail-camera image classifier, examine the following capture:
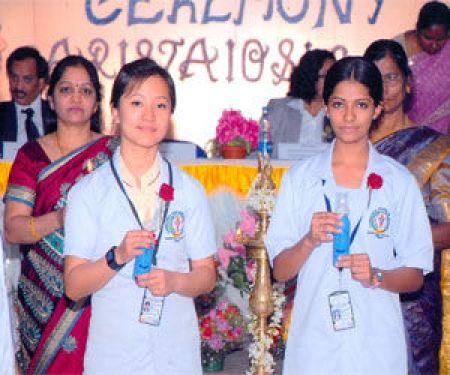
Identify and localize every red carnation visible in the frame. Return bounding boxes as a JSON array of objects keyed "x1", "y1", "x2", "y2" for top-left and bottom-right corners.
[
  {"x1": 159, "y1": 183, "x2": 174, "y2": 201},
  {"x1": 367, "y1": 173, "x2": 383, "y2": 208},
  {"x1": 367, "y1": 173, "x2": 383, "y2": 189}
]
